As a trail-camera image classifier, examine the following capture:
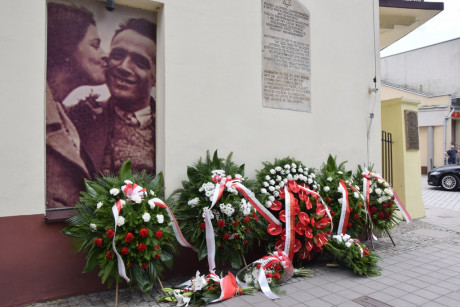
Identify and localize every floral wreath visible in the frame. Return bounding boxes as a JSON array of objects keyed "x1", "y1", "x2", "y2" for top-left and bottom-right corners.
[
  {"x1": 255, "y1": 157, "x2": 332, "y2": 263},
  {"x1": 358, "y1": 169, "x2": 411, "y2": 232},
  {"x1": 63, "y1": 160, "x2": 190, "y2": 293},
  {"x1": 316, "y1": 155, "x2": 367, "y2": 238},
  {"x1": 324, "y1": 233, "x2": 380, "y2": 276},
  {"x1": 172, "y1": 151, "x2": 268, "y2": 269}
]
